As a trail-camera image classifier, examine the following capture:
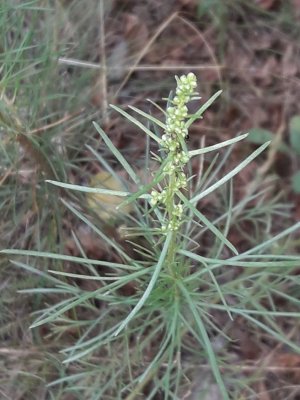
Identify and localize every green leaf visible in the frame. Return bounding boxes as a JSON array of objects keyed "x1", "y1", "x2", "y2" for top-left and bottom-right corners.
[
  {"x1": 46, "y1": 180, "x2": 137, "y2": 198},
  {"x1": 189, "y1": 133, "x2": 248, "y2": 158},
  {"x1": 186, "y1": 90, "x2": 222, "y2": 128},
  {"x1": 289, "y1": 116, "x2": 300, "y2": 155},
  {"x1": 247, "y1": 128, "x2": 290, "y2": 153},
  {"x1": 177, "y1": 282, "x2": 230, "y2": 400},
  {"x1": 292, "y1": 170, "x2": 300, "y2": 193},
  {"x1": 116, "y1": 157, "x2": 169, "y2": 209},
  {"x1": 191, "y1": 141, "x2": 270, "y2": 204},
  {"x1": 241, "y1": 221, "x2": 300, "y2": 256},
  {"x1": 110, "y1": 104, "x2": 161, "y2": 144},
  {"x1": 247, "y1": 128, "x2": 274, "y2": 144},
  {"x1": 112, "y1": 231, "x2": 172, "y2": 336},
  {"x1": 178, "y1": 249, "x2": 300, "y2": 270},
  {"x1": 198, "y1": 0, "x2": 220, "y2": 17},
  {"x1": 93, "y1": 122, "x2": 140, "y2": 184},
  {"x1": 177, "y1": 192, "x2": 238, "y2": 255},
  {"x1": 60, "y1": 199, "x2": 132, "y2": 262},
  {"x1": 234, "y1": 310, "x2": 300, "y2": 353},
  {"x1": 128, "y1": 105, "x2": 166, "y2": 129},
  {"x1": 0, "y1": 249, "x2": 137, "y2": 270}
]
